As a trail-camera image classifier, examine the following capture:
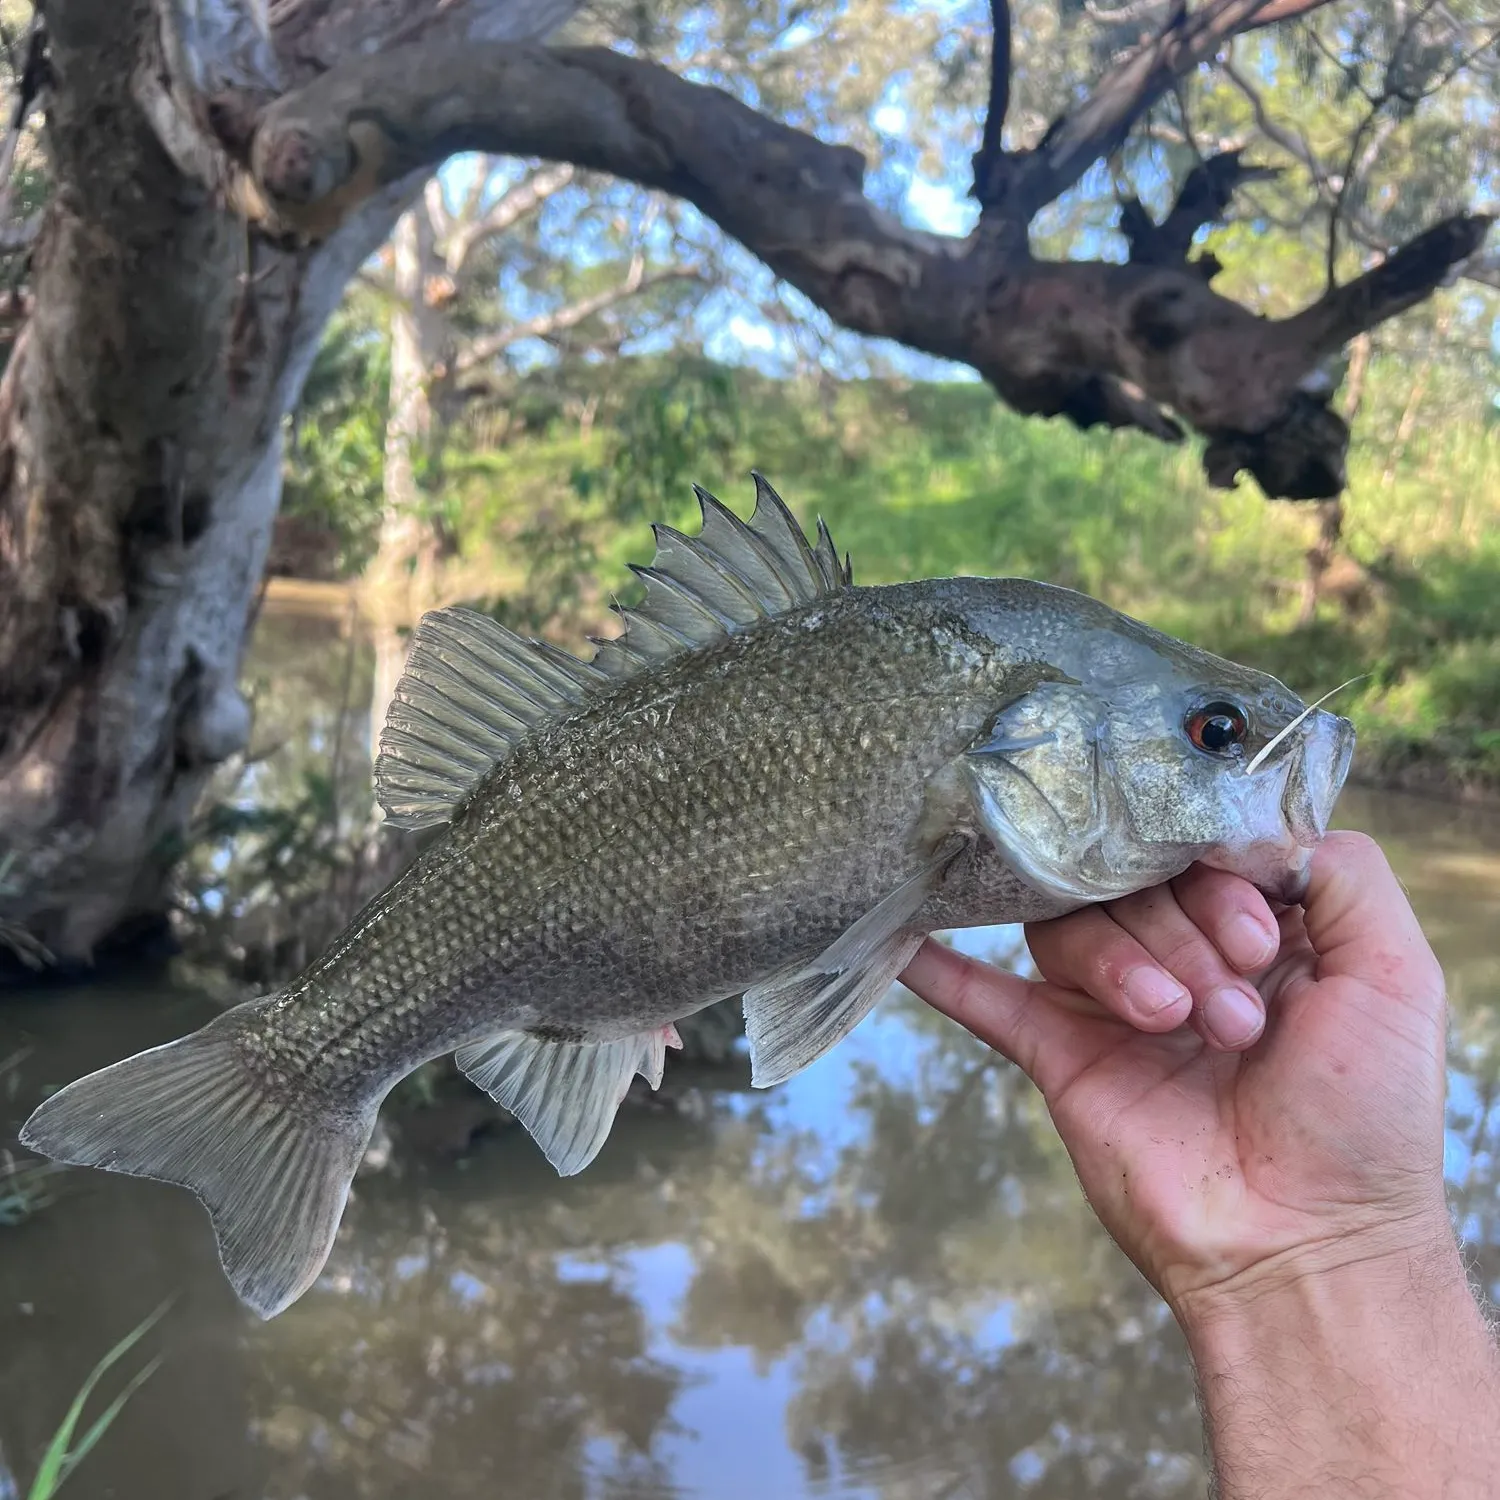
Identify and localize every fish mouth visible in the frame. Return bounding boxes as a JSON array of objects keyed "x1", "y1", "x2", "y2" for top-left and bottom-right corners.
[
  {"x1": 1201, "y1": 707, "x2": 1355, "y2": 905},
  {"x1": 1206, "y1": 841, "x2": 1314, "y2": 905},
  {"x1": 1281, "y1": 707, "x2": 1356, "y2": 847}
]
